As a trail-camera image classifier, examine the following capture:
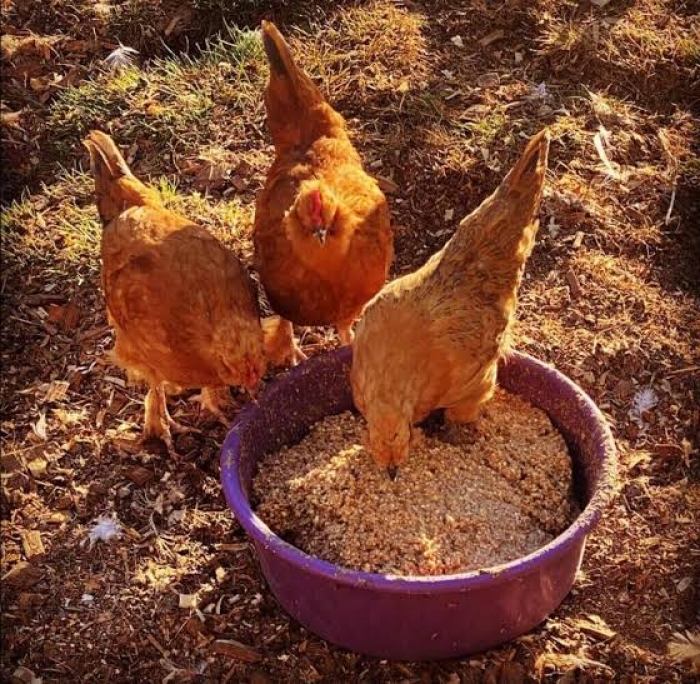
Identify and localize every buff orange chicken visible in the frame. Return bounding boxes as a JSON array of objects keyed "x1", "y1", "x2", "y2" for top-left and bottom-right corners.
[{"x1": 351, "y1": 130, "x2": 550, "y2": 477}]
